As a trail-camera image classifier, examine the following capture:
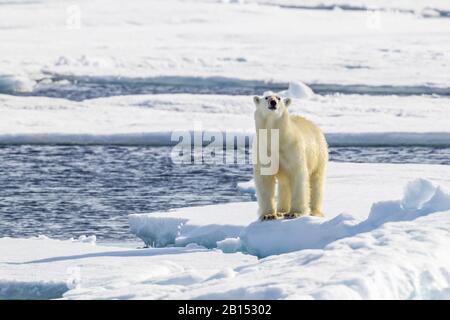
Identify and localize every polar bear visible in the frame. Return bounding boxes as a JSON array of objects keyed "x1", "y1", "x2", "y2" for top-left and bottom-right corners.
[{"x1": 253, "y1": 92, "x2": 328, "y2": 220}]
